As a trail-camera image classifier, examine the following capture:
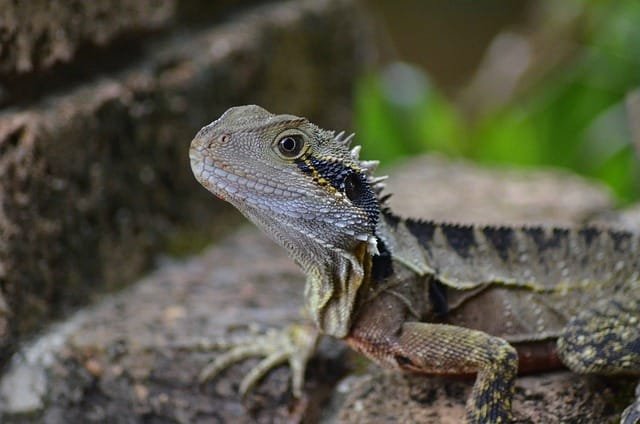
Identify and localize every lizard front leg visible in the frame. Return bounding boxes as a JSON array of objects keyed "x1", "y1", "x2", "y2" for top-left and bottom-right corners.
[
  {"x1": 196, "y1": 324, "x2": 319, "y2": 397},
  {"x1": 347, "y1": 295, "x2": 518, "y2": 423}
]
